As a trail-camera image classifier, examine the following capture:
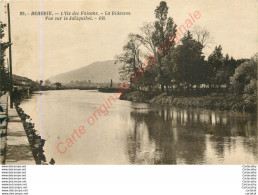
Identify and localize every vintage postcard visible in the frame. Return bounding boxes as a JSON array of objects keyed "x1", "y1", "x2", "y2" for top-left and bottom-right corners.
[{"x1": 0, "y1": 0, "x2": 257, "y2": 166}]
